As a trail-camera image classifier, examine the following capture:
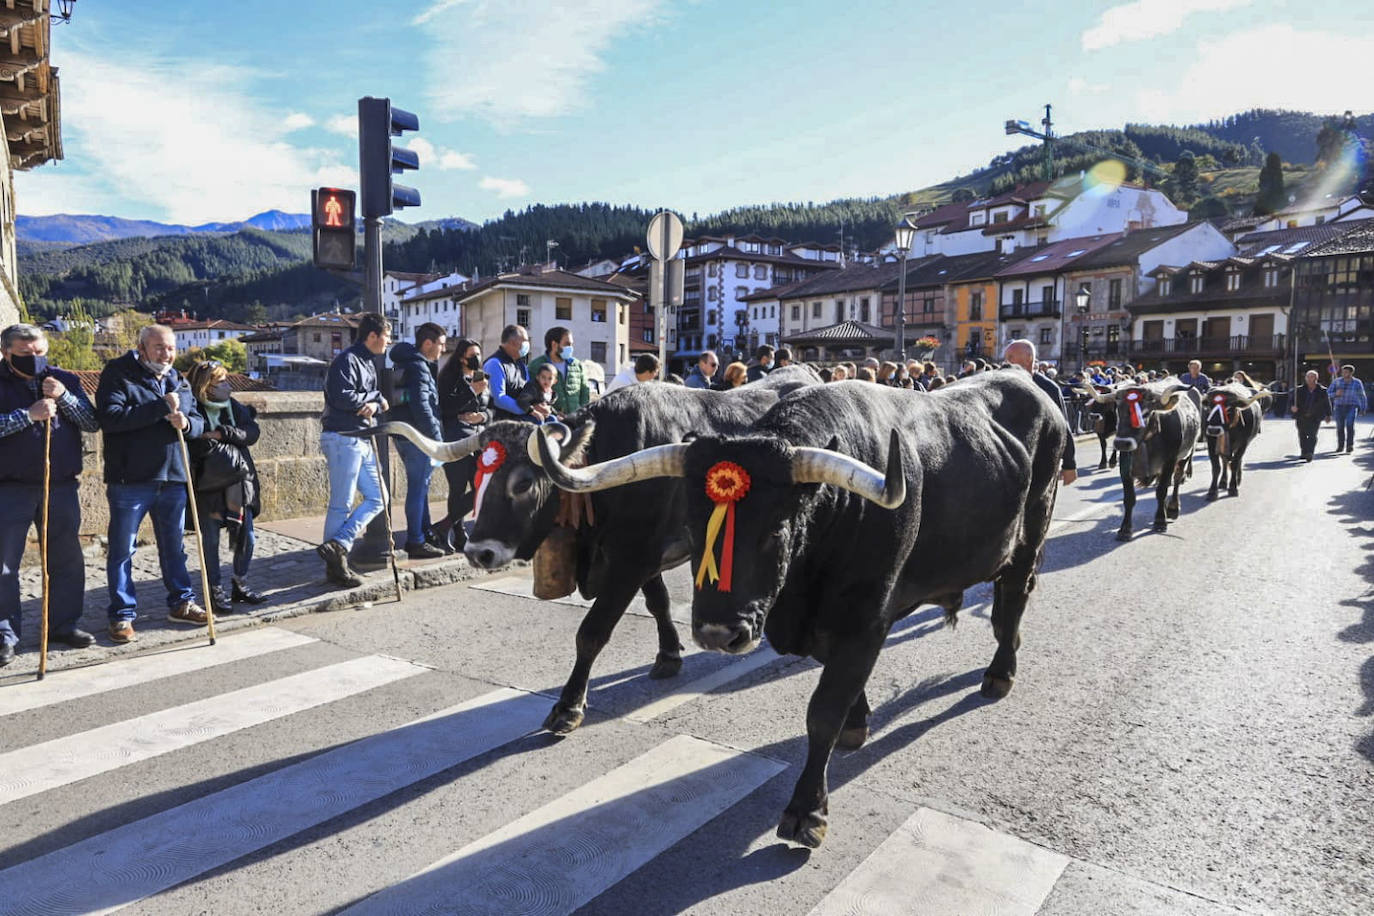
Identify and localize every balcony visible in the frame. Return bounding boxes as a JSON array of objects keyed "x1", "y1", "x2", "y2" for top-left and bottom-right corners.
[
  {"x1": 999, "y1": 299, "x2": 1061, "y2": 320},
  {"x1": 1127, "y1": 335, "x2": 1285, "y2": 356}
]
